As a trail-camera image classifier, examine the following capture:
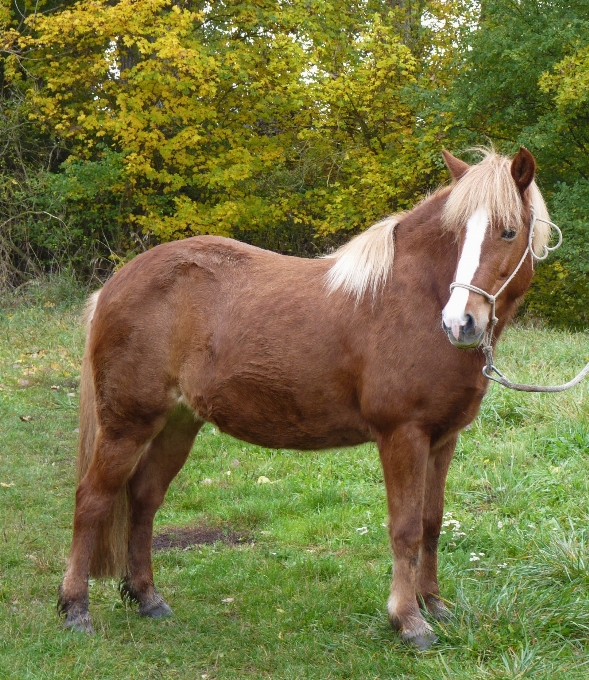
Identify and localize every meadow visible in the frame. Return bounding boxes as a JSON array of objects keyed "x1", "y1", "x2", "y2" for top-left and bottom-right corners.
[{"x1": 1, "y1": 279, "x2": 589, "y2": 679}]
